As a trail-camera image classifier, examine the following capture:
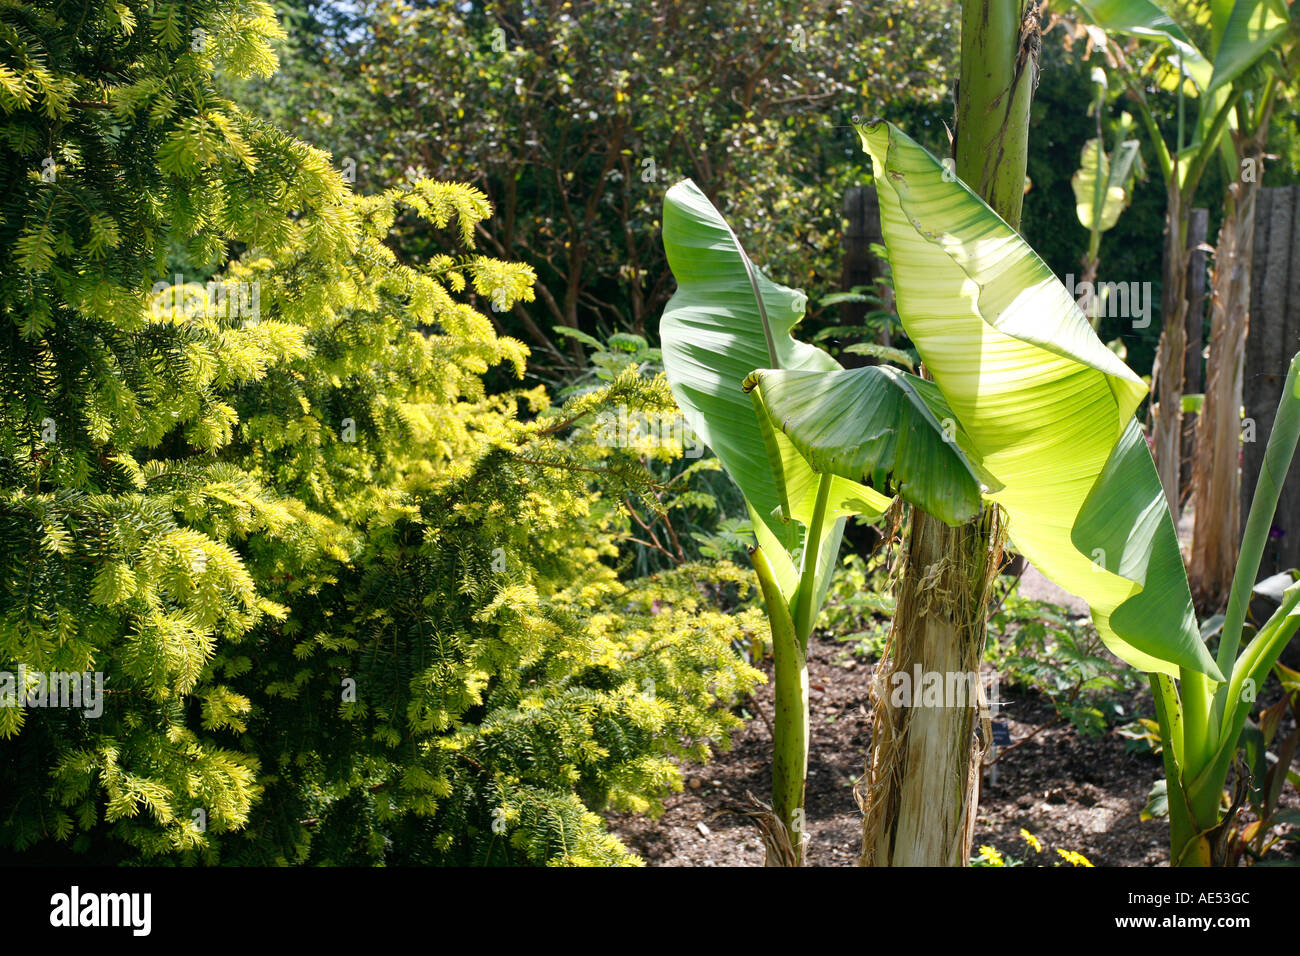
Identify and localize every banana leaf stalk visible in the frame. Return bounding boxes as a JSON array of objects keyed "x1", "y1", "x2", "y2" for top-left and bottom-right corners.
[{"x1": 1152, "y1": 352, "x2": 1300, "y2": 866}]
